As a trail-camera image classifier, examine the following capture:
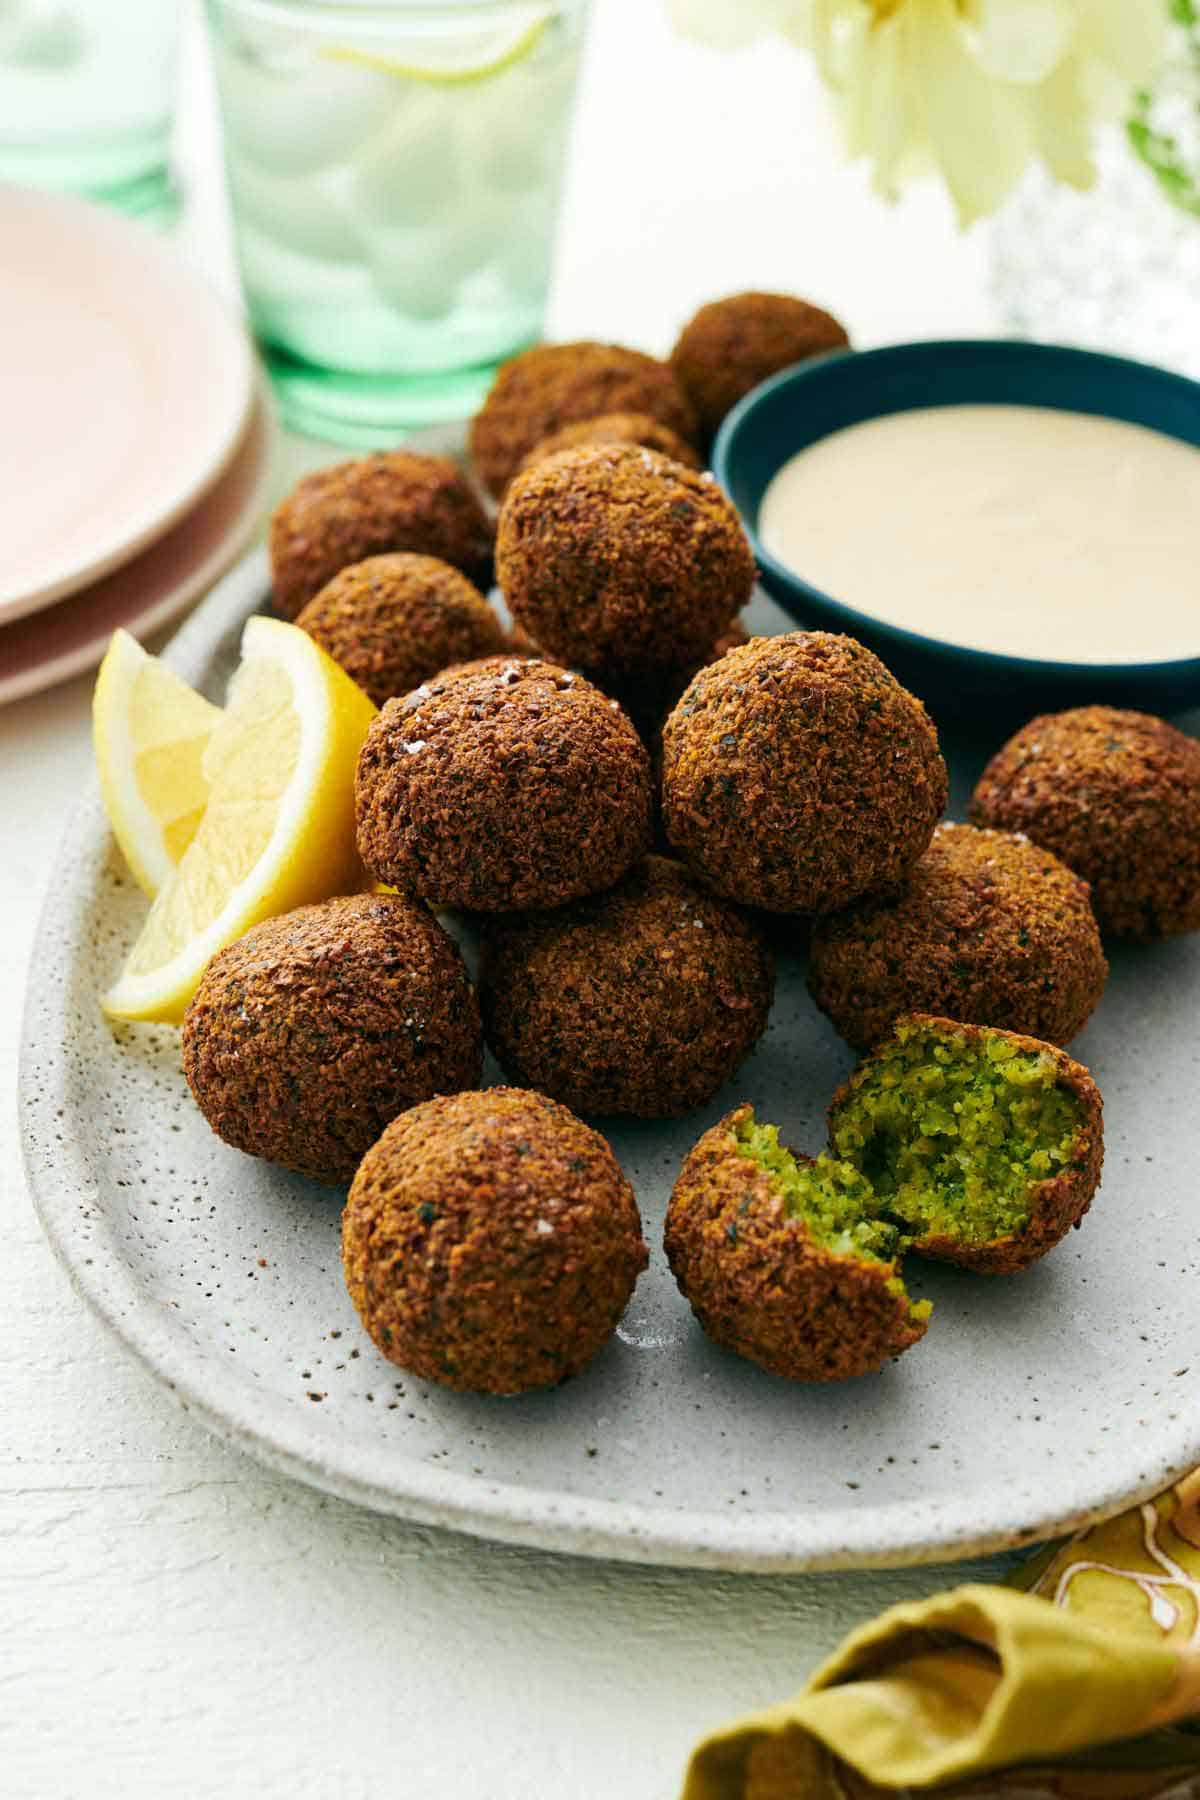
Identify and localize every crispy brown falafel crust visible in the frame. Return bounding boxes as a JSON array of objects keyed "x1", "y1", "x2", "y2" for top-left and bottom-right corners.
[
  {"x1": 516, "y1": 410, "x2": 703, "y2": 476},
  {"x1": 808, "y1": 823, "x2": 1108, "y2": 1051},
  {"x1": 969, "y1": 707, "x2": 1200, "y2": 941},
  {"x1": 662, "y1": 632, "x2": 947, "y2": 914},
  {"x1": 469, "y1": 341, "x2": 697, "y2": 497},
  {"x1": 181, "y1": 893, "x2": 483, "y2": 1186},
  {"x1": 479, "y1": 857, "x2": 775, "y2": 1117},
  {"x1": 270, "y1": 452, "x2": 494, "y2": 619},
  {"x1": 829, "y1": 1015, "x2": 1104, "y2": 1275},
  {"x1": 664, "y1": 1104, "x2": 926, "y2": 1382},
  {"x1": 295, "y1": 553, "x2": 505, "y2": 707},
  {"x1": 496, "y1": 444, "x2": 754, "y2": 675},
  {"x1": 670, "y1": 292, "x2": 850, "y2": 445},
  {"x1": 354, "y1": 656, "x2": 653, "y2": 911},
  {"x1": 503, "y1": 622, "x2": 750, "y2": 741},
  {"x1": 593, "y1": 620, "x2": 750, "y2": 747},
  {"x1": 342, "y1": 1087, "x2": 648, "y2": 1393}
]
